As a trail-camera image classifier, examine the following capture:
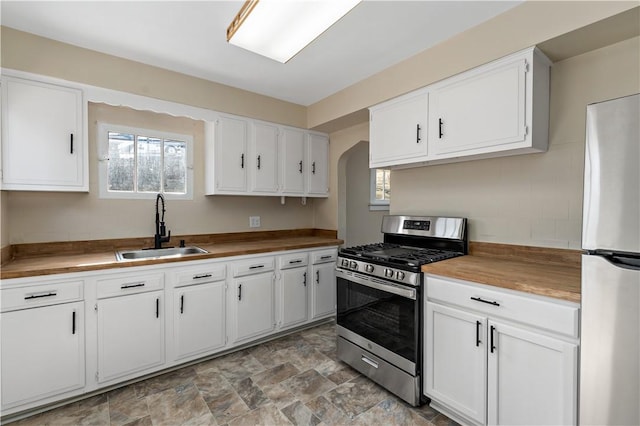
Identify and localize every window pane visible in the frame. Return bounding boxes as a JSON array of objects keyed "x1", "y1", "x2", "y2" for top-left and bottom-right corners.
[
  {"x1": 374, "y1": 169, "x2": 390, "y2": 201},
  {"x1": 384, "y1": 169, "x2": 391, "y2": 201},
  {"x1": 163, "y1": 139, "x2": 186, "y2": 193},
  {"x1": 107, "y1": 132, "x2": 135, "y2": 191},
  {"x1": 137, "y1": 136, "x2": 162, "y2": 192}
]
